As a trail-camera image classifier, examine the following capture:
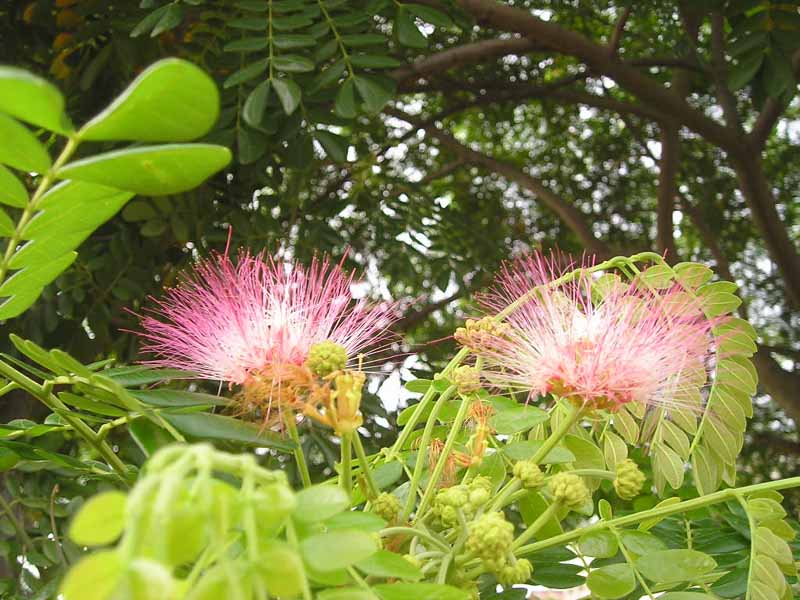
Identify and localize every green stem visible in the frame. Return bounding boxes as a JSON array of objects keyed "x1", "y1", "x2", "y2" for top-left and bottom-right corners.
[
  {"x1": 380, "y1": 527, "x2": 450, "y2": 553},
  {"x1": 511, "y1": 501, "x2": 561, "y2": 550},
  {"x1": 352, "y1": 433, "x2": 379, "y2": 499},
  {"x1": 415, "y1": 390, "x2": 472, "y2": 520},
  {"x1": 284, "y1": 414, "x2": 311, "y2": 488},
  {"x1": 531, "y1": 400, "x2": 581, "y2": 465},
  {"x1": 615, "y1": 526, "x2": 655, "y2": 599},
  {"x1": 340, "y1": 431, "x2": 353, "y2": 495},
  {"x1": 0, "y1": 136, "x2": 79, "y2": 285},
  {"x1": 286, "y1": 519, "x2": 313, "y2": 600},
  {"x1": 0, "y1": 360, "x2": 131, "y2": 483},
  {"x1": 735, "y1": 492, "x2": 755, "y2": 600},
  {"x1": 515, "y1": 476, "x2": 800, "y2": 559},
  {"x1": 388, "y1": 348, "x2": 469, "y2": 459},
  {"x1": 0, "y1": 491, "x2": 32, "y2": 550},
  {"x1": 401, "y1": 385, "x2": 457, "y2": 521}
]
